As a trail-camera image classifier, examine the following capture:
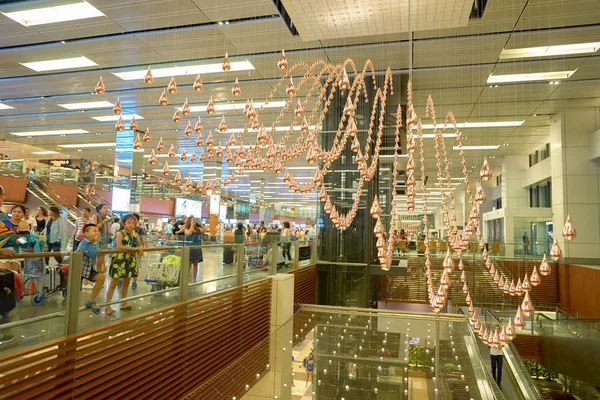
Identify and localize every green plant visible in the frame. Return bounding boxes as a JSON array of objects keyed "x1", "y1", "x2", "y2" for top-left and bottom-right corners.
[
  {"x1": 523, "y1": 359, "x2": 558, "y2": 381},
  {"x1": 442, "y1": 363, "x2": 459, "y2": 373},
  {"x1": 408, "y1": 345, "x2": 434, "y2": 369}
]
